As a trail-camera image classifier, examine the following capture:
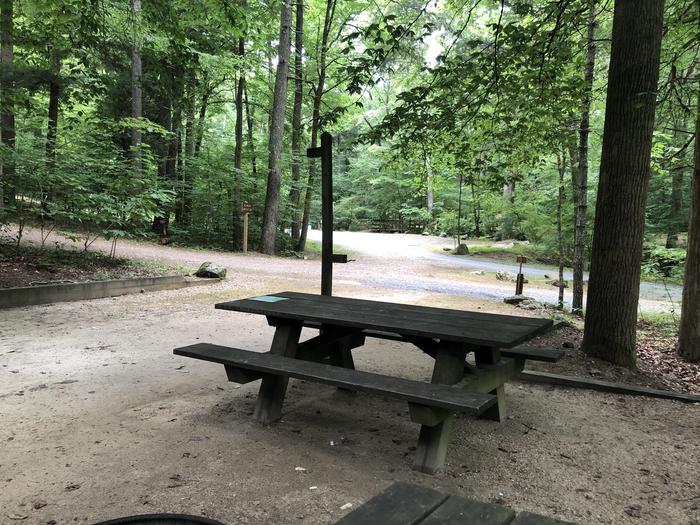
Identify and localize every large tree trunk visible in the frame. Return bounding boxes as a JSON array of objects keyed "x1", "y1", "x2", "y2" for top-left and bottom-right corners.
[
  {"x1": 233, "y1": 36, "x2": 245, "y2": 250},
  {"x1": 260, "y1": 0, "x2": 293, "y2": 254},
  {"x1": 678, "y1": 67, "x2": 700, "y2": 361},
  {"x1": 0, "y1": 0, "x2": 14, "y2": 207},
  {"x1": 582, "y1": 0, "x2": 665, "y2": 368},
  {"x1": 297, "y1": 0, "x2": 336, "y2": 252},
  {"x1": 131, "y1": 0, "x2": 142, "y2": 173},
  {"x1": 572, "y1": 2, "x2": 597, "y2": 315},
  {"x1": 288, "y1": 0, "x2": 304, "y2": 240}
]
